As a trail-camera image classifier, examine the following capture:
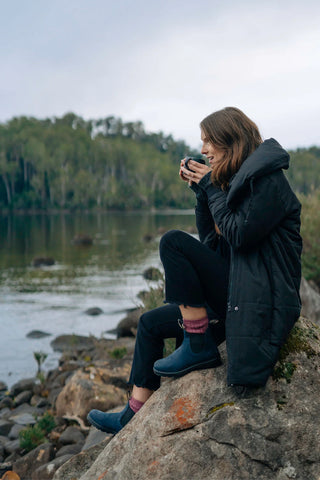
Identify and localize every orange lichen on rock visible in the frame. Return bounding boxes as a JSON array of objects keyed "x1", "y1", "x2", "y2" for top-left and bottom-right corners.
[
  {"x1": 168, "y1": 397, "x2": 198, "y2": 430},
  {"x1": 147, "y1": 460, "x2": 160, "y2": 474}
]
